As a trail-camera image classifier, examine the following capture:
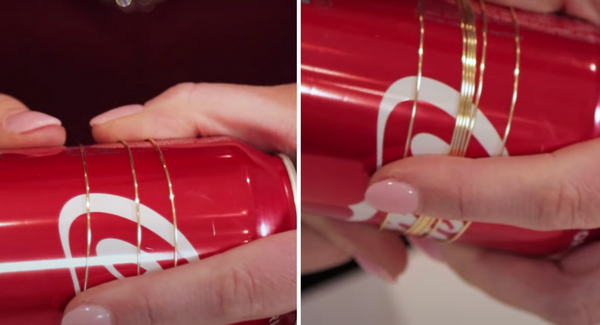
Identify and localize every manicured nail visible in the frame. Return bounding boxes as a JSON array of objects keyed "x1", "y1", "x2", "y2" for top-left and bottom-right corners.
[
  {"x1": 410, "y1": 238, "x2": 444, "y2": 262},
  {"x1": 4, "y1": 111, "x2": 62, "y2": 134},
  {"x1": 90, "y1": 104, "x2": 143, "y2": 126},
  {"x1": 62, "y1": 305, "x2": 112, "y2": 325},
  {"x1": 365, "y1": 181, "x2": 419, "y2": 214},
  {"x1": 354, "y1": 254, "x2": 397, "y2": 283}
]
